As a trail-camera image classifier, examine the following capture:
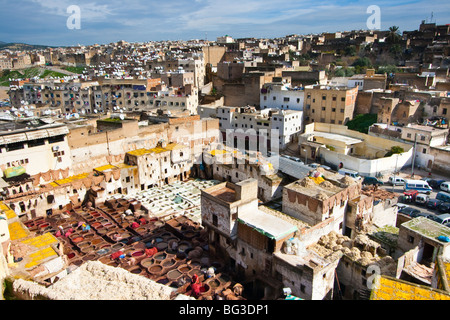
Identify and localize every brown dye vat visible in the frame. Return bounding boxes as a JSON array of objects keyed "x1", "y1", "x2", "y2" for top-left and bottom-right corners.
[
  {"x1": 82, "y1": 254, "x2": 97, "y2": 262},
  {"x1": 135, "y1": 227, "x2": 146, "y2": 234},
  {"x1": 77, "y1": 241, "x2": 91, "y2": 248},
  {"x1": 140, "y1": 258, "x2": 154, "y2": 269},
  {"x1": 80, "y1": 246, "x2": 95, "y2": 254},
  {"x1": 206, "y1": 278, "x2": 221, "y2": 289},
  {"x1": 97, "y1": 229, "x2": 107, "y2": 236},
  {"x1": 72, "y1": 260, "x2": 83, "y2": 266},
  {"x1": 148, "y1": 264, "x2": 164, "y2": 276},
  {"x1": 167, "y1": 269, "x2": 183, "y2": 281},
  {"x1": 161, "y1": 258, "x2": 176, "y2": 269},
  {"x1": 178, "y1": 264, "x2": 191, "y2": 273},
  {"x1": 91, "y1": 238, "x2": 103, "y2": 246}
]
